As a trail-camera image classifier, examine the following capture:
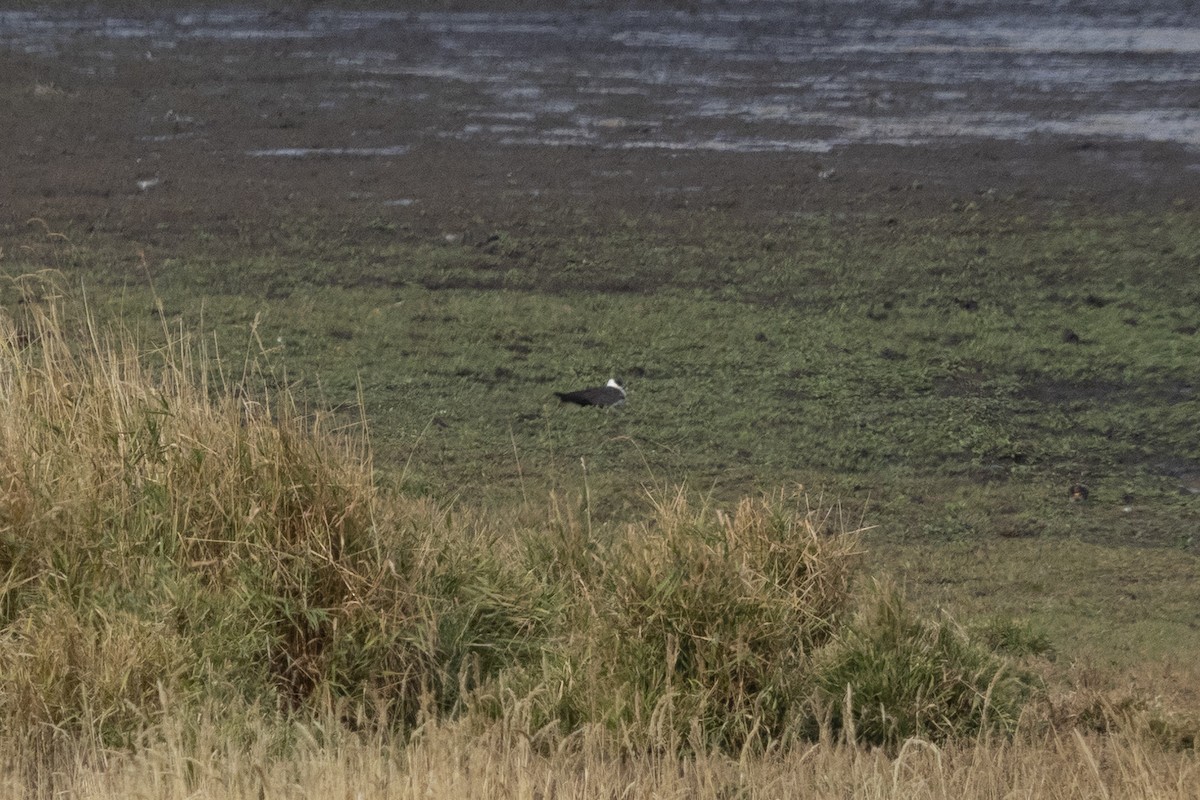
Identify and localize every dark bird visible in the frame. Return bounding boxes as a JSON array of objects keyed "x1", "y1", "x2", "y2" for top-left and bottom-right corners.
[{"x1": 555, "y1": 378, "x2": 626, "y2": 408}]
